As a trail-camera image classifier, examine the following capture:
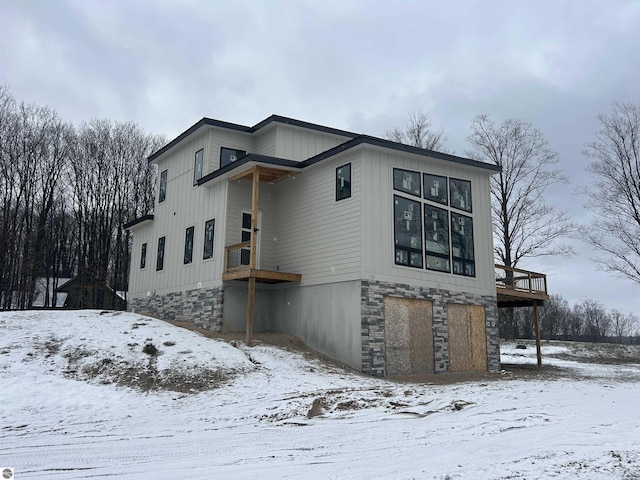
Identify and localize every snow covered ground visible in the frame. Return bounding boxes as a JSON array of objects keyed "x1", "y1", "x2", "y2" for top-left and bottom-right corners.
[{"x1": 1, "y1": 310, "x2": 639, "y2": 479}]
